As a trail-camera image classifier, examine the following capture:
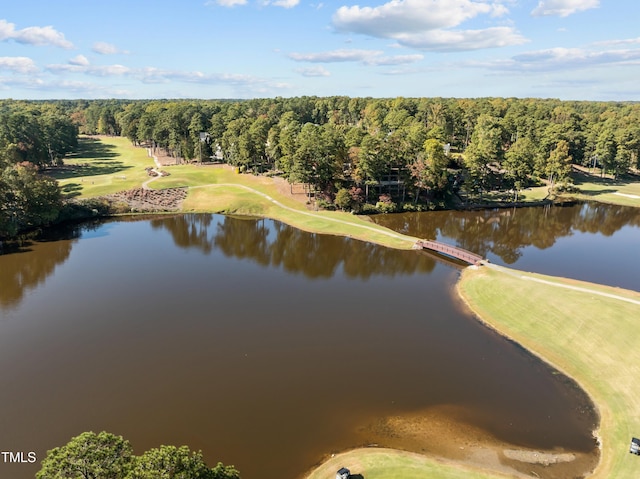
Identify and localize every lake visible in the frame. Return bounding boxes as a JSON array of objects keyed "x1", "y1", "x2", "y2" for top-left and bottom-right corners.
[{"x1": 2, "y1": 203, "x2": 633, "y2": 478}]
